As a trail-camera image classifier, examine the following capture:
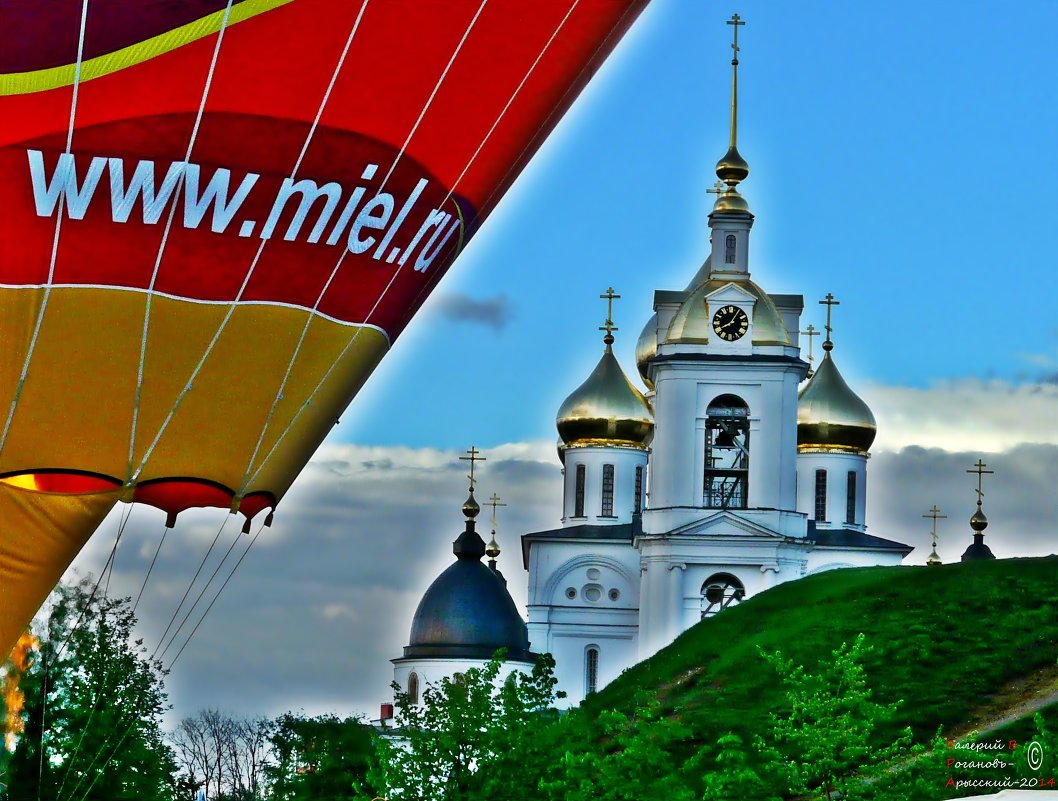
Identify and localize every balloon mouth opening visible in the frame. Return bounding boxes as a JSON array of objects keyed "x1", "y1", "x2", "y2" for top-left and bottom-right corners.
[{"x1": 0, "y1": 471, "x2": 276, "y2": 529}]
